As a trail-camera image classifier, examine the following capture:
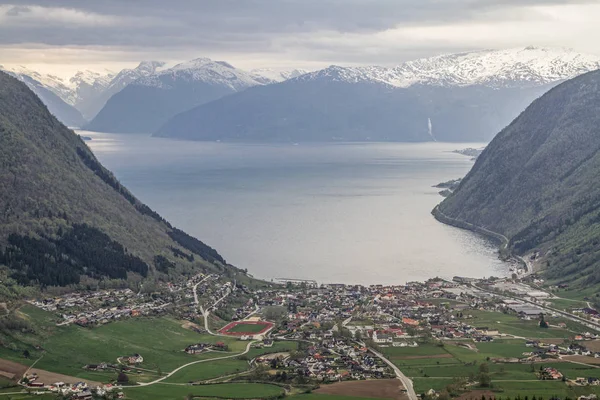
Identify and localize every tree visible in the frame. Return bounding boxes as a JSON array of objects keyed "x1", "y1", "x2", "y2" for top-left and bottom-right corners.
[
  {"x1": 539, "y1": 313, "x2": 549, "y2": 328},
  {"x1": 22, "y1": 349, "x2": 30, "y2": 358},
  {"x1": 478, "y1": 363, "x2": 491, "y2": 387},
  {"x1": 117, "y1": 372, "x2": 129, "y2": 384}
]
